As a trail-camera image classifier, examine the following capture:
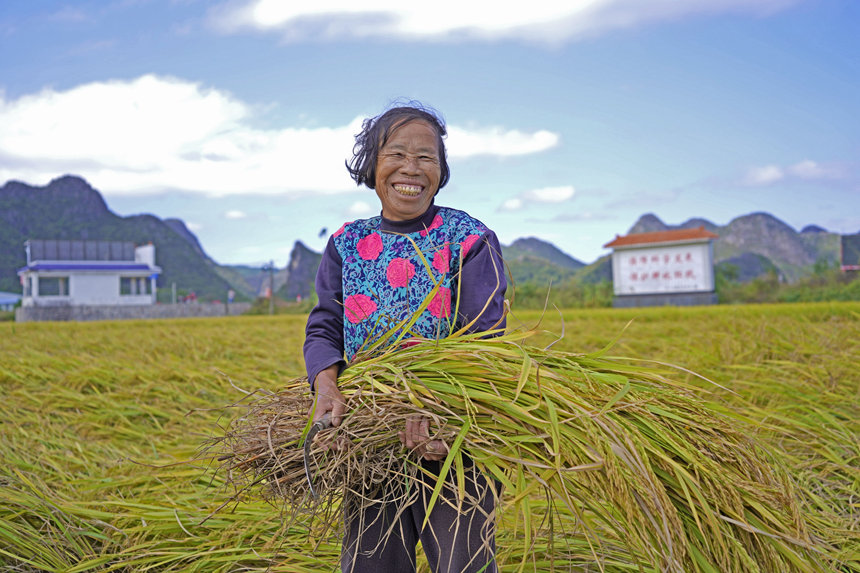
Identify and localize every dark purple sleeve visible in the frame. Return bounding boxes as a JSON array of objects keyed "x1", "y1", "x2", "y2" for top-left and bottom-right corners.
[
  {"x1": 455, "y1": 230, "x2": 507, "y2": 333},
  {"x1": 303, "y1": 236, "x2": 346, "y2": 387}
]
